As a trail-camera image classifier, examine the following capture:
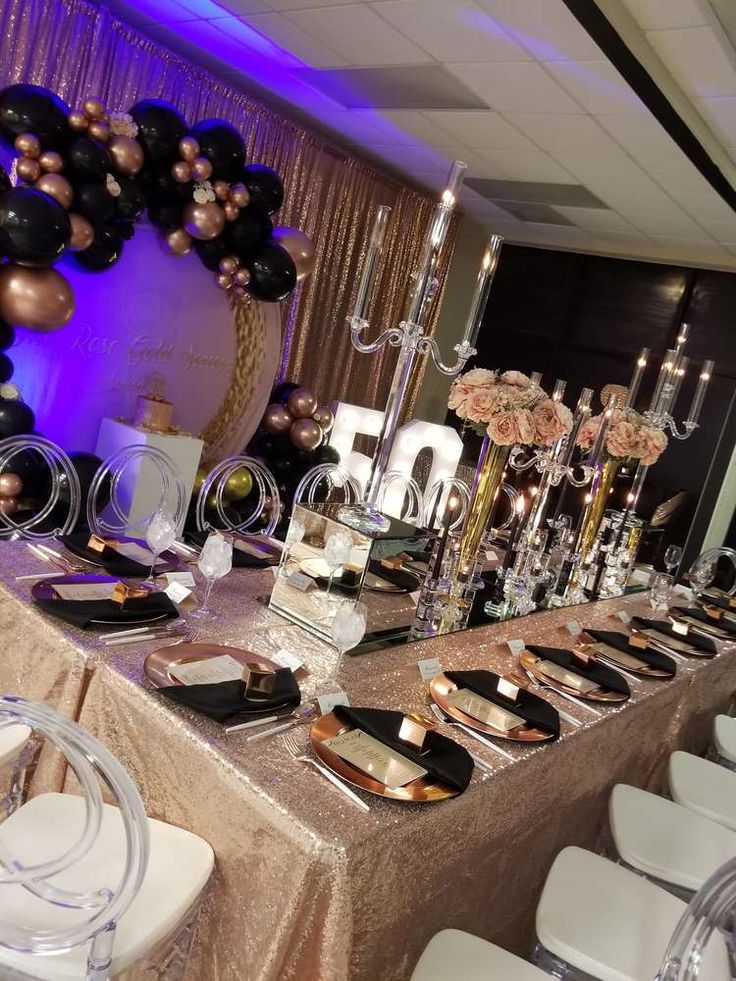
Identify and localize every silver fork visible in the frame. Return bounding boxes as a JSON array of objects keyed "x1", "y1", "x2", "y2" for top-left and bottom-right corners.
[
  {"x1": 281, "y1": 730, "x2": 370, "y2": 811},
  {"x1": 429, "y1": 703, "x2": 514, "y2": 762}
]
